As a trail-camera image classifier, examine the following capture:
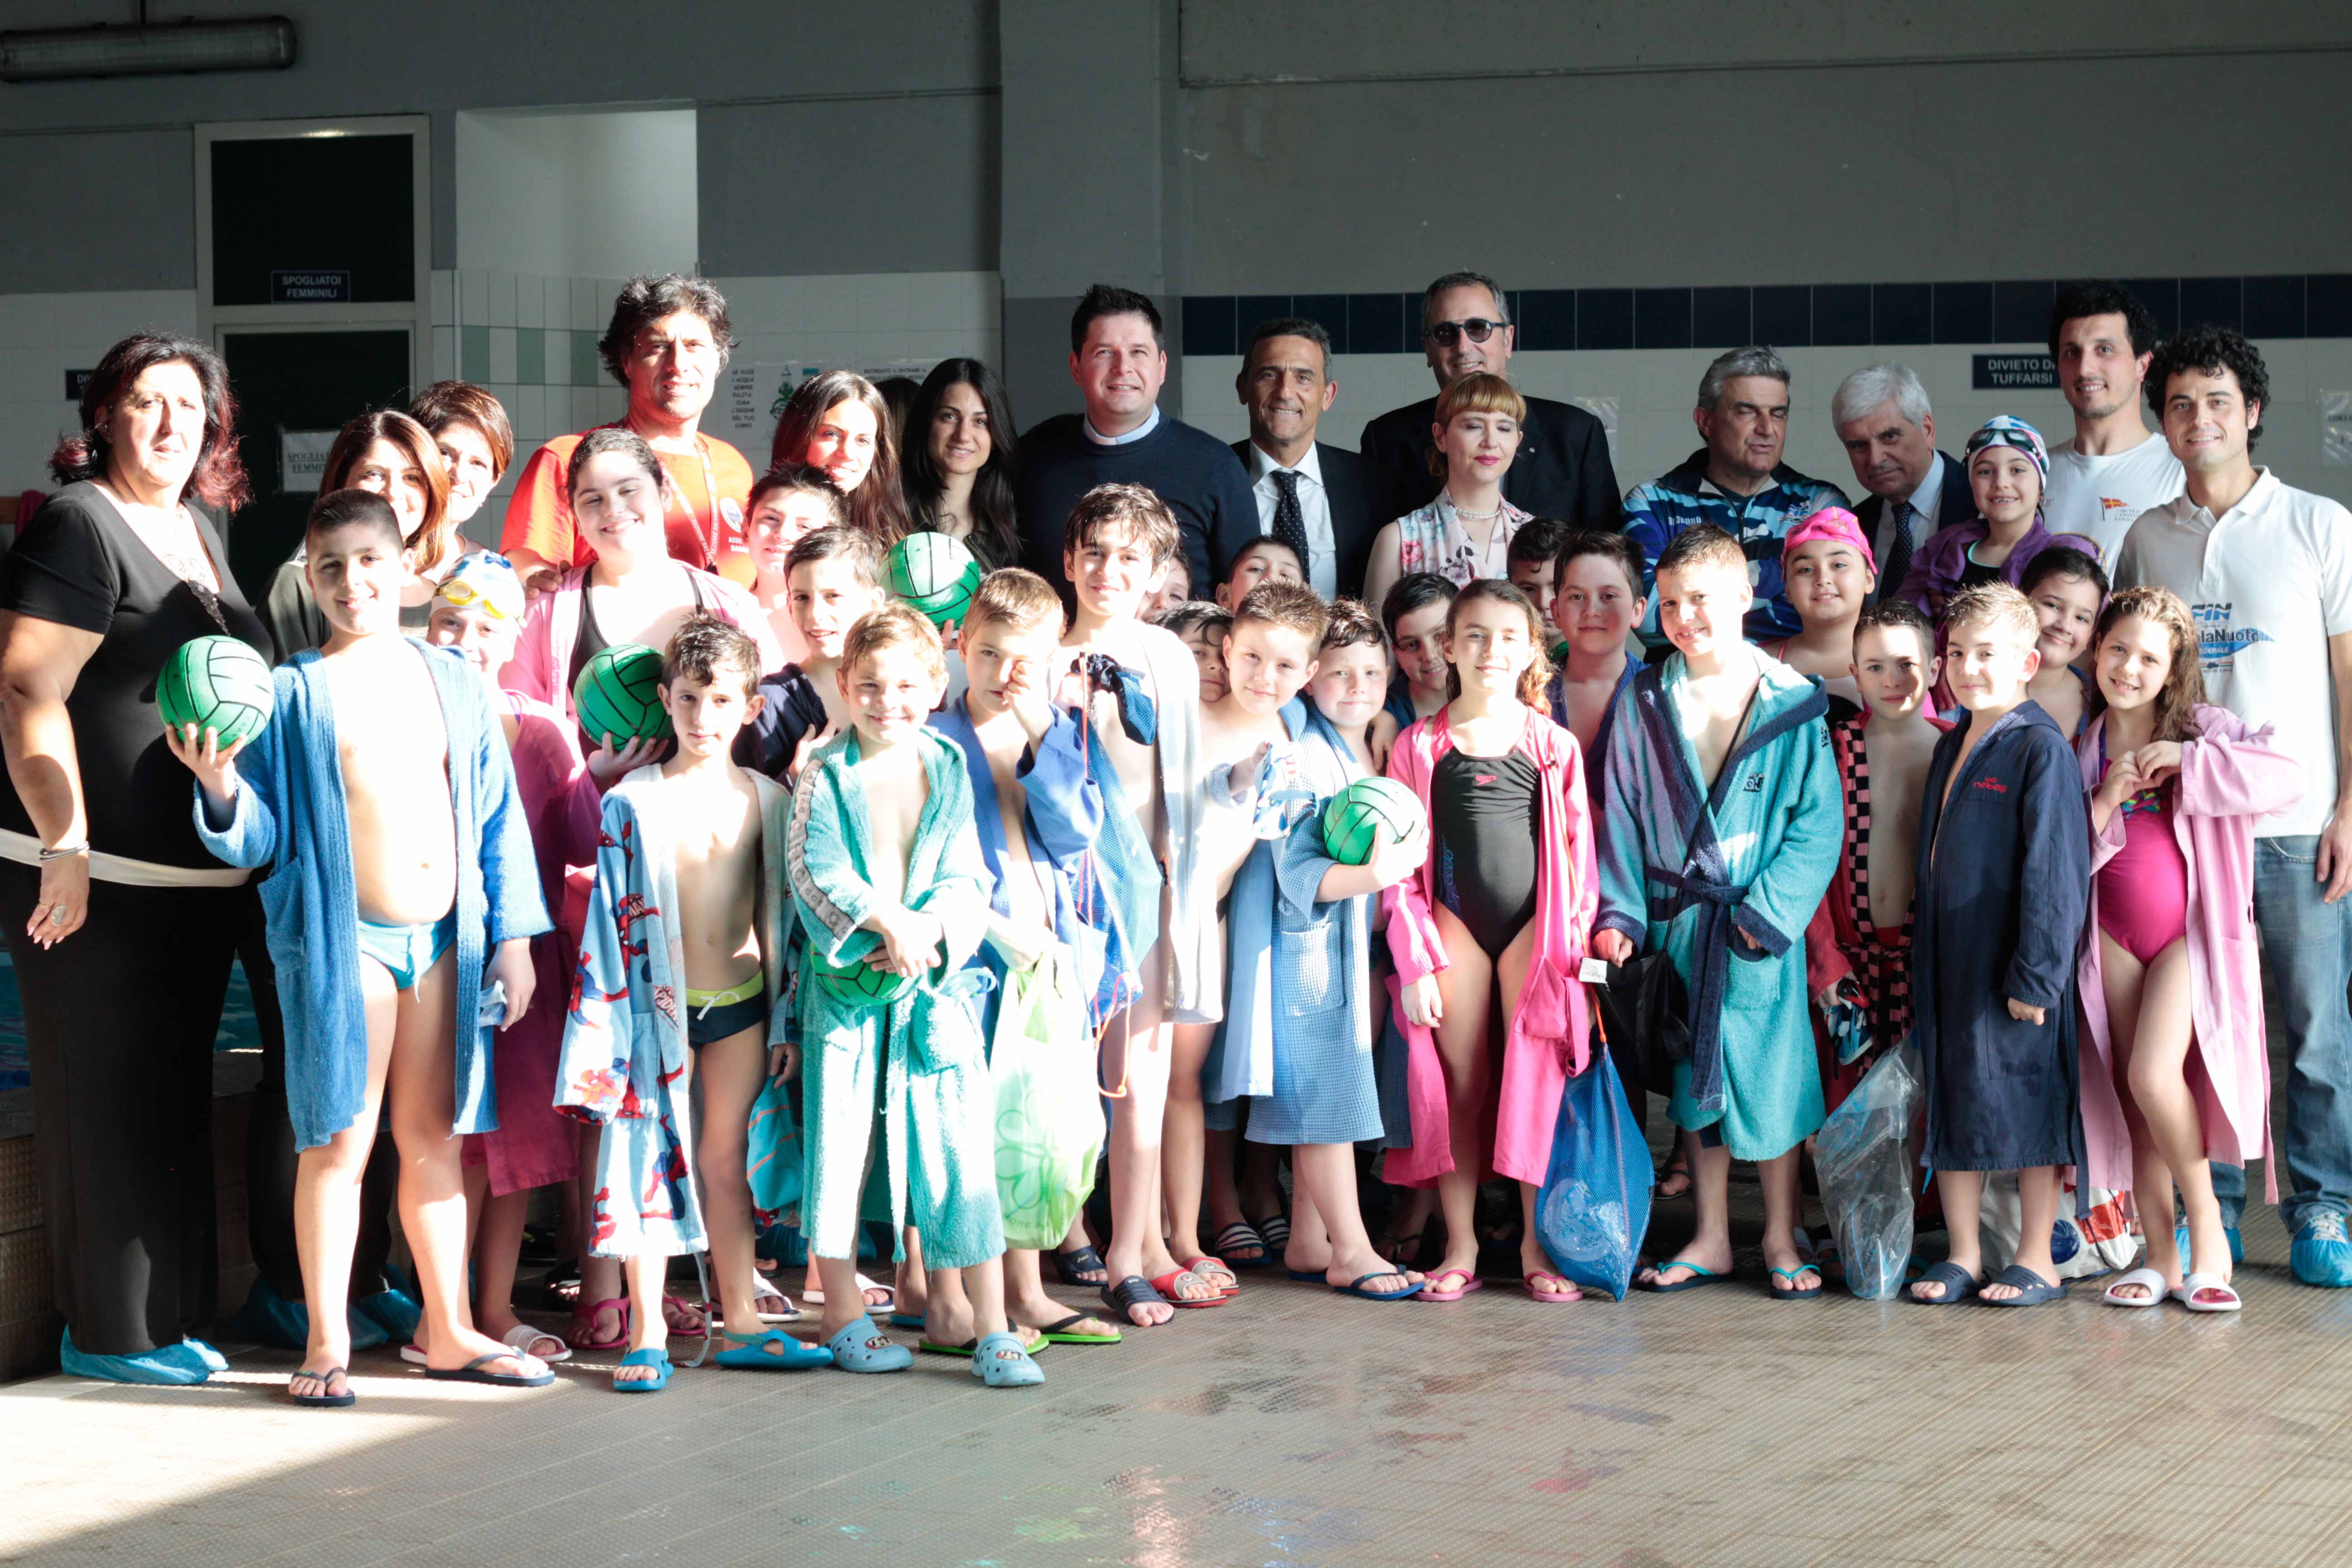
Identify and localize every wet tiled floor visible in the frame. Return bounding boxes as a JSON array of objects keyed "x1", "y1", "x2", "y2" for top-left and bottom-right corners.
[{"x1": 5, "y1": 1197, "x2": 2351, "y2": 1567}]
